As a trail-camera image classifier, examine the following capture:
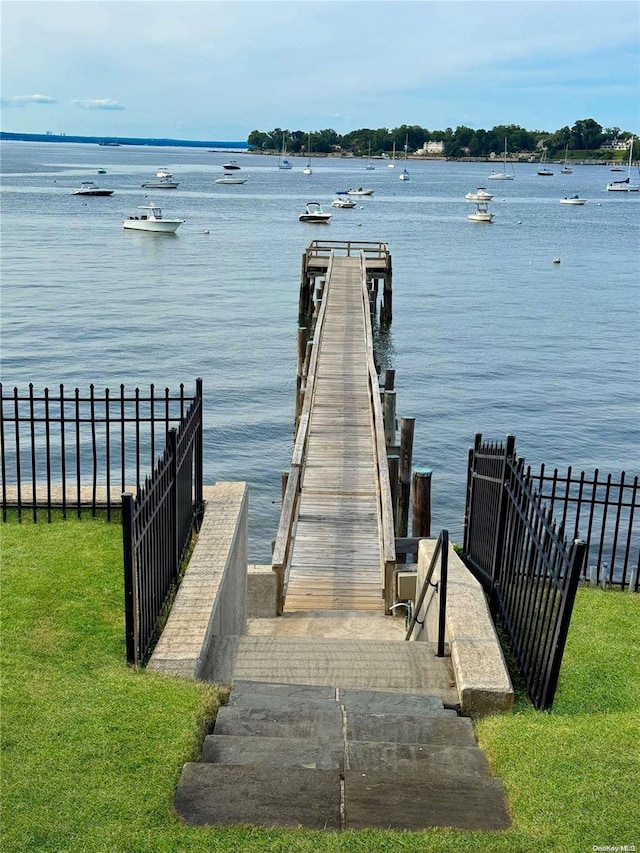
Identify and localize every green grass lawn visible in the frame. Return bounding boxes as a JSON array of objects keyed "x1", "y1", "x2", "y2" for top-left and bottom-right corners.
[{"x1": 2, "y1": 516, "x2": 639, "y2": 852}]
